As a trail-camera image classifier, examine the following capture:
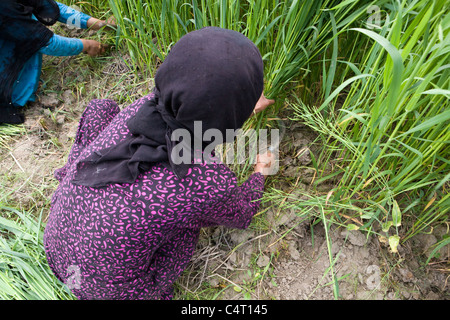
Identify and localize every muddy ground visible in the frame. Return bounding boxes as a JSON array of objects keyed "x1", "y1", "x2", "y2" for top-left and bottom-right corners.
[{"x1": 1, "y1": 48, "x2": 448, "y2": 300}]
